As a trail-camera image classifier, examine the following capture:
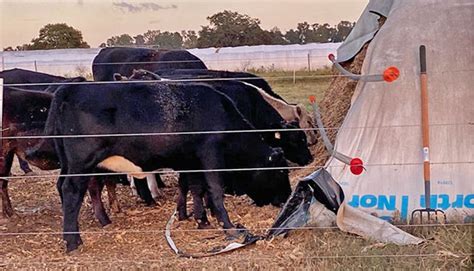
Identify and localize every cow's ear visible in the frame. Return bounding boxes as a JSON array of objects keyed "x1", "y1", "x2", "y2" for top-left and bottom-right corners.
[
  {"x1": 274, "y1": 132, "x2": 281, "y2": 140},
  {"x1": 113, "y1": 73, "x2": 125, "y2": 81},
  {"x1": 296, "y1": 104, "x2": 303, "y2": 117}
]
